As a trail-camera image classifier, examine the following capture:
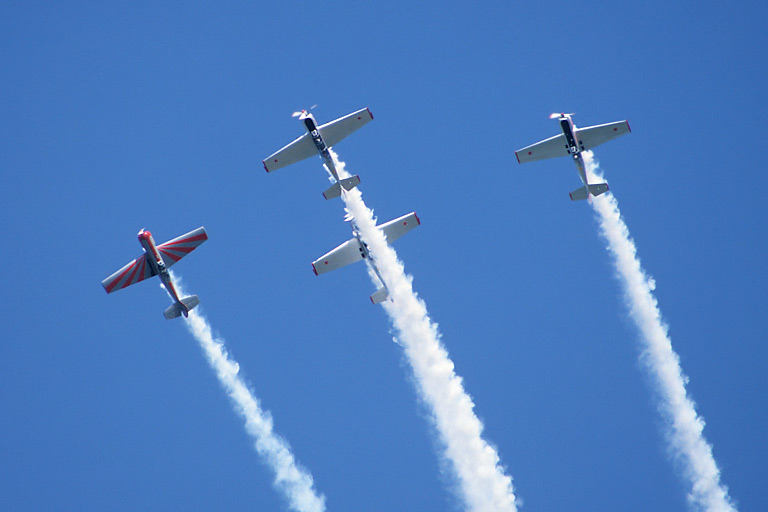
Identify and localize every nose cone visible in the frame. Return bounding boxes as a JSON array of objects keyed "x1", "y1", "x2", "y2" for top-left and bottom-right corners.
[{"x1": 138, "y1": 229, "x2": 152, "y2": 241}]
